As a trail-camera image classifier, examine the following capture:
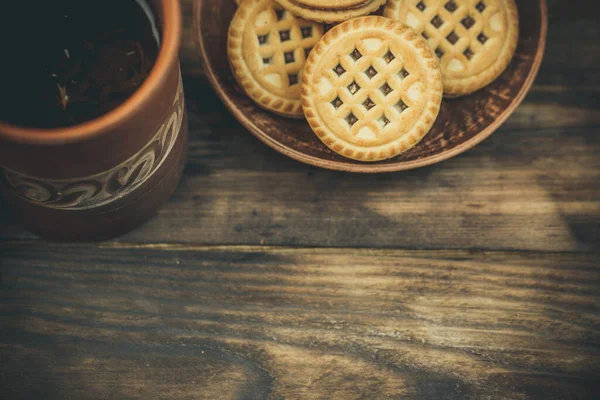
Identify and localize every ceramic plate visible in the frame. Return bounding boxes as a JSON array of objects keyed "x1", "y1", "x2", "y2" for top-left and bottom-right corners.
[{"x1": 194, "y1": 0, "x2": 547, "y2": 172}]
